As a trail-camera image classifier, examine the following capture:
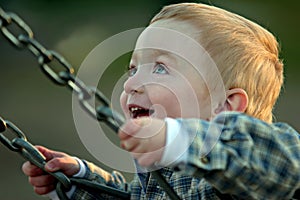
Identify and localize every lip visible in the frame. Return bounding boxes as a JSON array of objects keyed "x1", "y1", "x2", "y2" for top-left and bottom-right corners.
[{"x1": 128, "y1": 104, "x2": 154, "y2": 118}]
